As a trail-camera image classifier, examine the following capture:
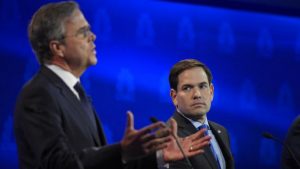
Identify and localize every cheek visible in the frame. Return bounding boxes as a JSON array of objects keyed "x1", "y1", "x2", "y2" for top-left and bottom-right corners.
[
  {"x1": 205, "y1": 96, "x2": 213, "y2": 105},
  {"x1": 177, "y1": 96, "x2": 188, "y2": 106},
  {"x1": 79, "y1": 44, "x2": 88, "y2": 51}
]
